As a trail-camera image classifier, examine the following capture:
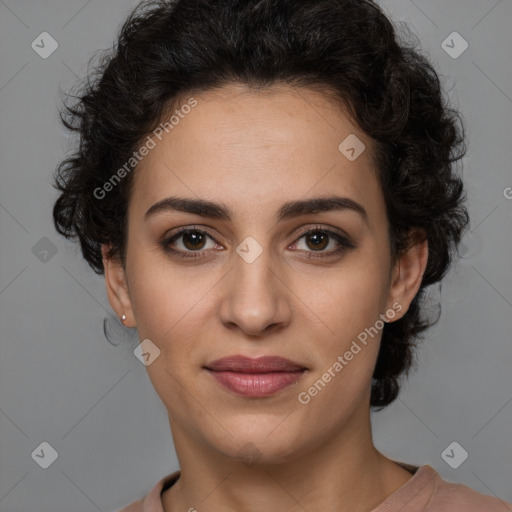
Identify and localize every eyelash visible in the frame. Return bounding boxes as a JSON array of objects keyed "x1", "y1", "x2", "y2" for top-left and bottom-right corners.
[{"x1": 160, "y1": 226, "x2": 355, "y2": 260}]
